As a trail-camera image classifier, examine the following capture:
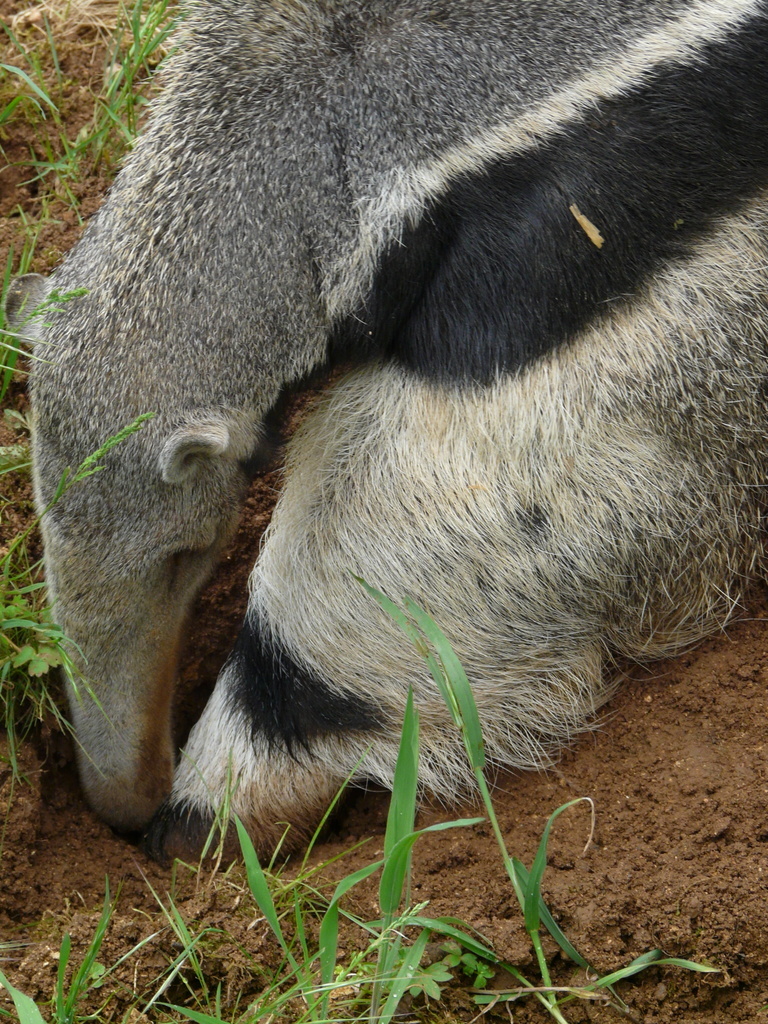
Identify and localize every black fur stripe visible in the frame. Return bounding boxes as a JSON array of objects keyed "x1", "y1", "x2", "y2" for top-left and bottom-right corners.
[
  {"x1": 332, "y1": 7, "x2": 768, "y2": 383},
  {"x1": 227, "y1": 614, "x2": 381, "y2": 751}
]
